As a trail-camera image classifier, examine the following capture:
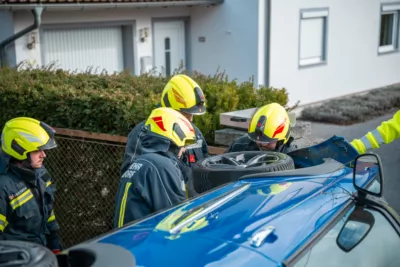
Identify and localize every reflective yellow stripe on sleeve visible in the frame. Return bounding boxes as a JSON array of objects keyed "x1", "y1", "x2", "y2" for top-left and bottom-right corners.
[
  {"x1": 48, "y1": 210, "x2": 55, "y2": 222},
  {"x1": 118, "y1": 182, "x2": 132, "y2": 228},
  {"x1": 350, "y1": 139, "x2": 365, "y2": 154},
  {"x1": 0, "y1": 214, "x2": 8, "y2": 232},
  {"x1": 351, "y1": 110, "x2": 400, "y2": 154},
  {"x1": 378, "y1": 110, "x2": 400, "y2": 144},
  {"x1": 10, "y1": 189, "x2": 34, "y2": 210},
  {"x1": 351, "y1": 129, "x2": 385, "y2": 154},
  {"x1": 46, "y1": 181, "x2": 55, "y2": 222},
  {"x1": 365, "y1": 129, "x2": 384, "y2": 149}
]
